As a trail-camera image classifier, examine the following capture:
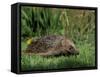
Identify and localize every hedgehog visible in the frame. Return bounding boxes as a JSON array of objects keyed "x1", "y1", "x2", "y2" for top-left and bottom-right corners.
[{"x1": 25, "y1": 35, "x2": 79, "y2": 56}]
